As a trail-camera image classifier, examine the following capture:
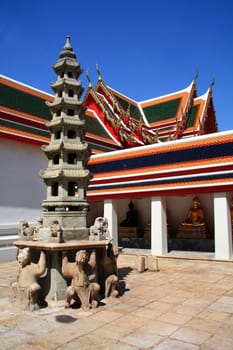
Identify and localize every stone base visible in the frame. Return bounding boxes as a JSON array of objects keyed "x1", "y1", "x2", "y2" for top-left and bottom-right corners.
[{"x1": 14, "y1": 239, "x2": 110, "y2": 301}]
